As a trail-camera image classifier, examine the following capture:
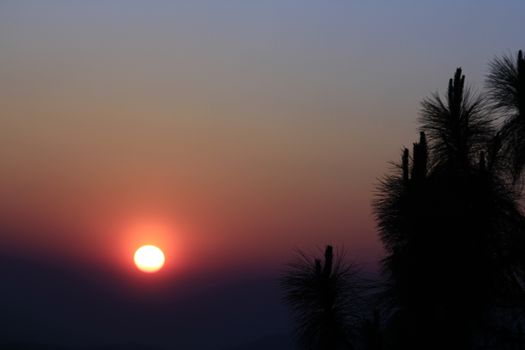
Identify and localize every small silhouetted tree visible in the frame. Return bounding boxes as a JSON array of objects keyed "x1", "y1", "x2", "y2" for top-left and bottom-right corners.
[
  {"x1": 281, "y1": 246, "x2": 362, "y2": 350},
  {"x1": 362, "y1": 309, "x2": 382, "y2": 350}
]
